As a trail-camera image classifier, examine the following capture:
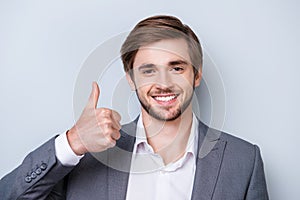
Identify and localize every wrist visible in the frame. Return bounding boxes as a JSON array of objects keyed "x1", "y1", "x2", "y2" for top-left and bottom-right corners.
[{"x1": 67, "y1": 127, "x2": 87, "y2": 155}]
